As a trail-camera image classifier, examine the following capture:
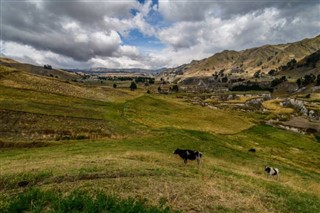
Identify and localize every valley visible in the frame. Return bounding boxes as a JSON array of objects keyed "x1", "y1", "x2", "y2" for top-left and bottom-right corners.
[{"x1": 0, "y1": 35, "x2": 320, "y2": 212}]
